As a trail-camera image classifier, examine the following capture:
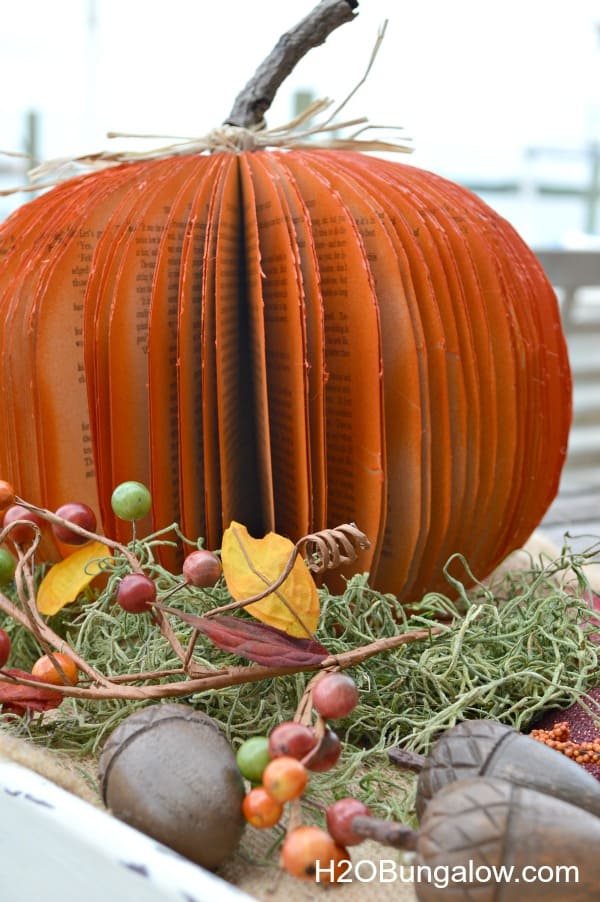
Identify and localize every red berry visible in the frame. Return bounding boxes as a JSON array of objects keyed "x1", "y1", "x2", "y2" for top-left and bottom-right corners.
[
  {"x1": 326, "y1": 797, "x2": 371, "y2": 846},
  {"x1": 116, "y1": 573, "x2": 157, "y2": 613},
  {"x1": 182, "y1": 549, "x2": 222, "y2": 587},
  {"x1": 269, "y1": 721, "x2": 318, "y2": 760},
  {"x1": 52, "y1": 502, "x2": 97, "y2": 545},
  {"x1": 242, "y1": 787, "x2": 283, "y2": 828},
  {"x1": 281, "y1": 825, "x2": 349, "y2": 882},
  {"x1": 0, "y1": 629, "x2": 11, "y2": 668},
  {"x1": 305, "y1": 728, "x2": 342, "y2": 772},
  {"x1": 262, "y1": 756, "x2": 308, "y2": 803},
  {"x1": 2, "y1": 505, "x2": 45, "y2": 545},
  {"x1": 312, "y1": 673, "x2": 359, "y2": 720}
]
